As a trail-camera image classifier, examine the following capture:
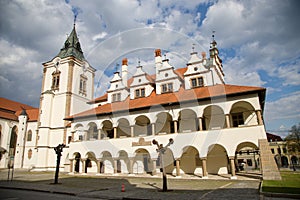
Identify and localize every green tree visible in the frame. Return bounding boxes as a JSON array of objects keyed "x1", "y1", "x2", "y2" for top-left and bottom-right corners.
[{"x1": 285, "y1": 123, "x2": 300, "y2": 153}]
